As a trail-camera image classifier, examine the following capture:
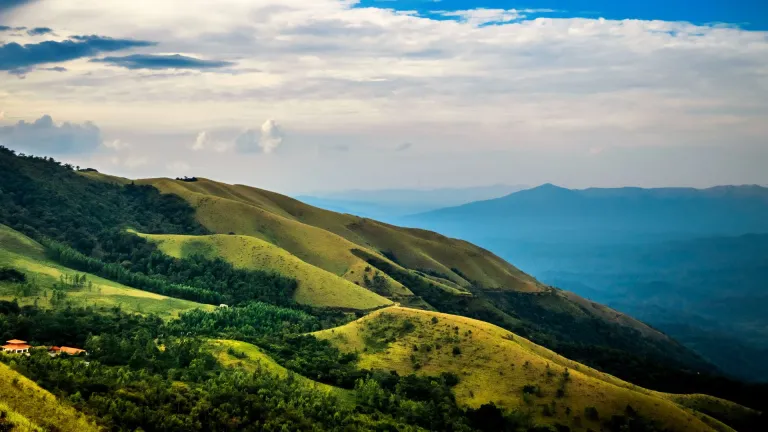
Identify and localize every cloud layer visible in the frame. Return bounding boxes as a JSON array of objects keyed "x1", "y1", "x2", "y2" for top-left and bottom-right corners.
[
  {"x1": 0, "y1": 114, "x2": 101, "y2": 155},
  {"x1": 0, "y1": 34, "x2": 154, "y2": 72},
  {"x1": 94, "y1": 53, "x2": 234, "y2": 70},
  {"x1": 0, "y1": 0, "x2": 766, "y2": 190}
]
